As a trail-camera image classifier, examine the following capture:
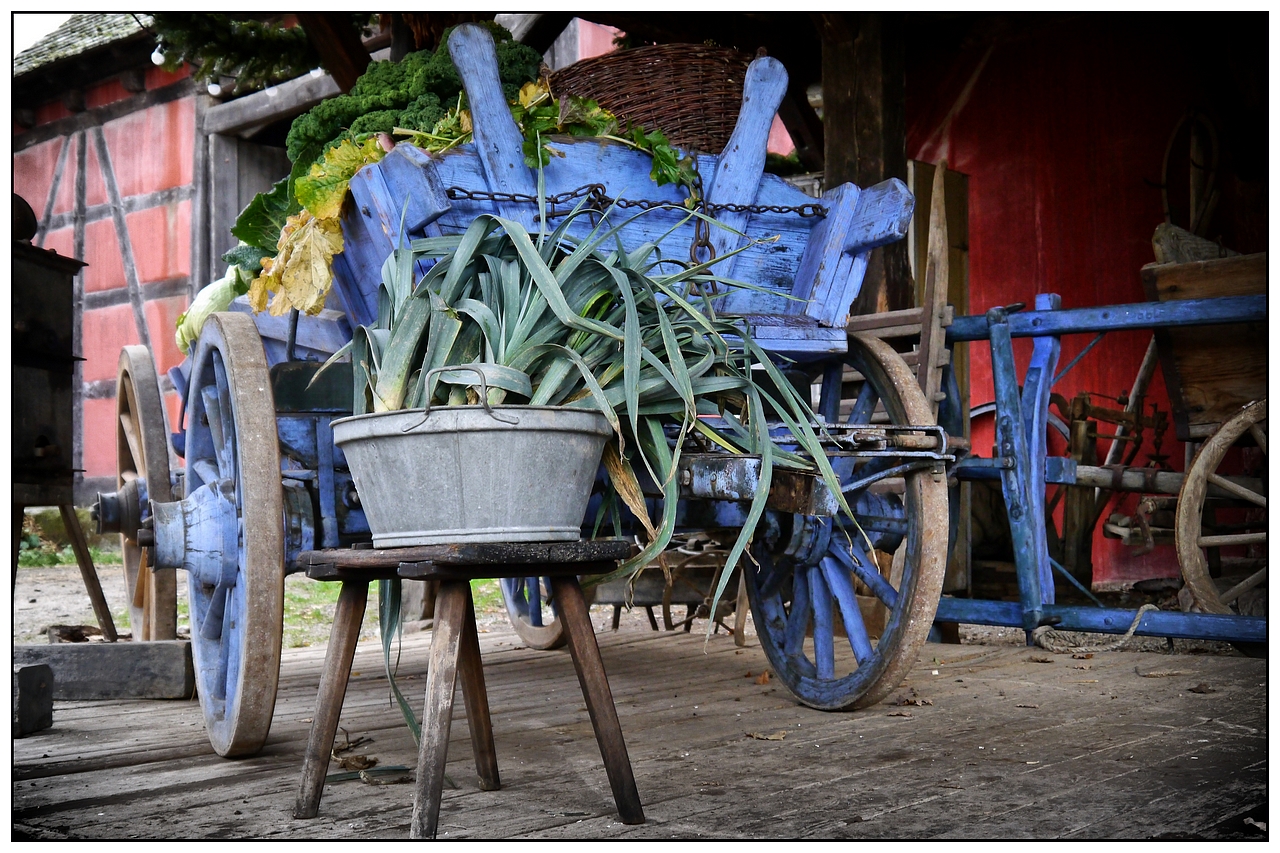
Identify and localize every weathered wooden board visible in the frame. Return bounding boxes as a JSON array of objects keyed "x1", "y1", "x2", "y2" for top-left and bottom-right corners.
[
  {"x1": 11, "y1": 621, "x2": 1266, "y2": 840},
  {"x1": 1142, "y1": 253, "x2": 1267, "y2": 441},
  {"x1": 13, "y1": 641, "x2": 194, "y2": 701}
]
